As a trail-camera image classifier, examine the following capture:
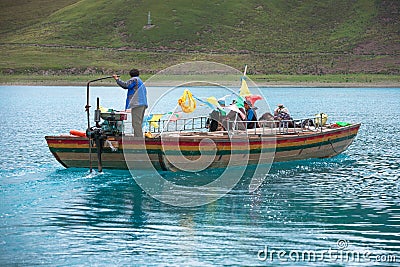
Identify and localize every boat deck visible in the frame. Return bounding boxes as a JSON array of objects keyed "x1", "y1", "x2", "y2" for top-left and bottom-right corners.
[{"x1": 145, "y1": 125, "x2": 345, "y2": 139}]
